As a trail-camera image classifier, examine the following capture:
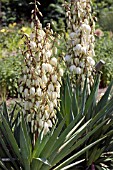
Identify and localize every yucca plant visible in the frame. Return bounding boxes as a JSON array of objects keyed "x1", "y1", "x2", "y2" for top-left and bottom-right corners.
[
  {"x1": 60, "y1": 73, "x2": 113, "y2": 169},
  {"x1": 0, "y1": 100, "x2": 107, "y2": 170}
]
